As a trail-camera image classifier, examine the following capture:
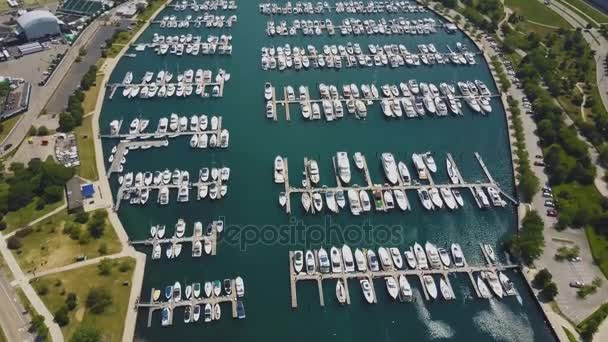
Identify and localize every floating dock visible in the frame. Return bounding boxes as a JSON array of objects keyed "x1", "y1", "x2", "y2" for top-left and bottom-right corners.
[
  {"x1": 107, "y1": 140, "x2": 169, "y2": 177},
  {"x1": 130, "y1": 221, "x2": 220, "y2": 257},
  {"x1": 100, "y1": 117, "x2": 223, "y2": 140}
]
